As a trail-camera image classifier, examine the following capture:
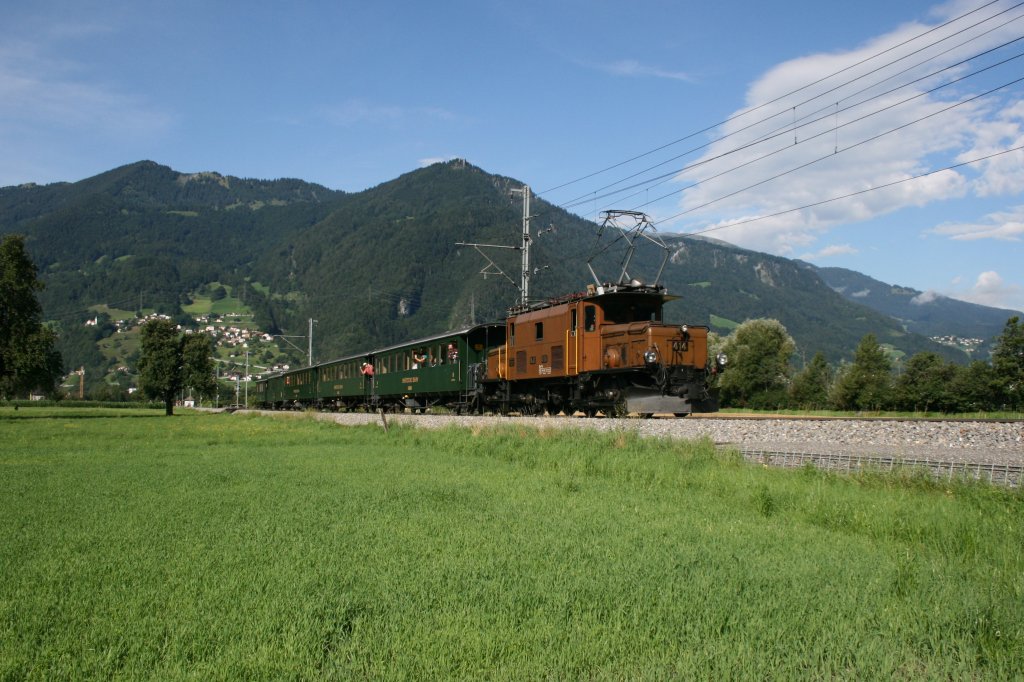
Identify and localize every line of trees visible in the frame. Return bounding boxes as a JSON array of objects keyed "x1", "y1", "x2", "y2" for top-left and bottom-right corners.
[{"x1": 715, "y1": 316, "x2": 1024, "y2": 413}]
